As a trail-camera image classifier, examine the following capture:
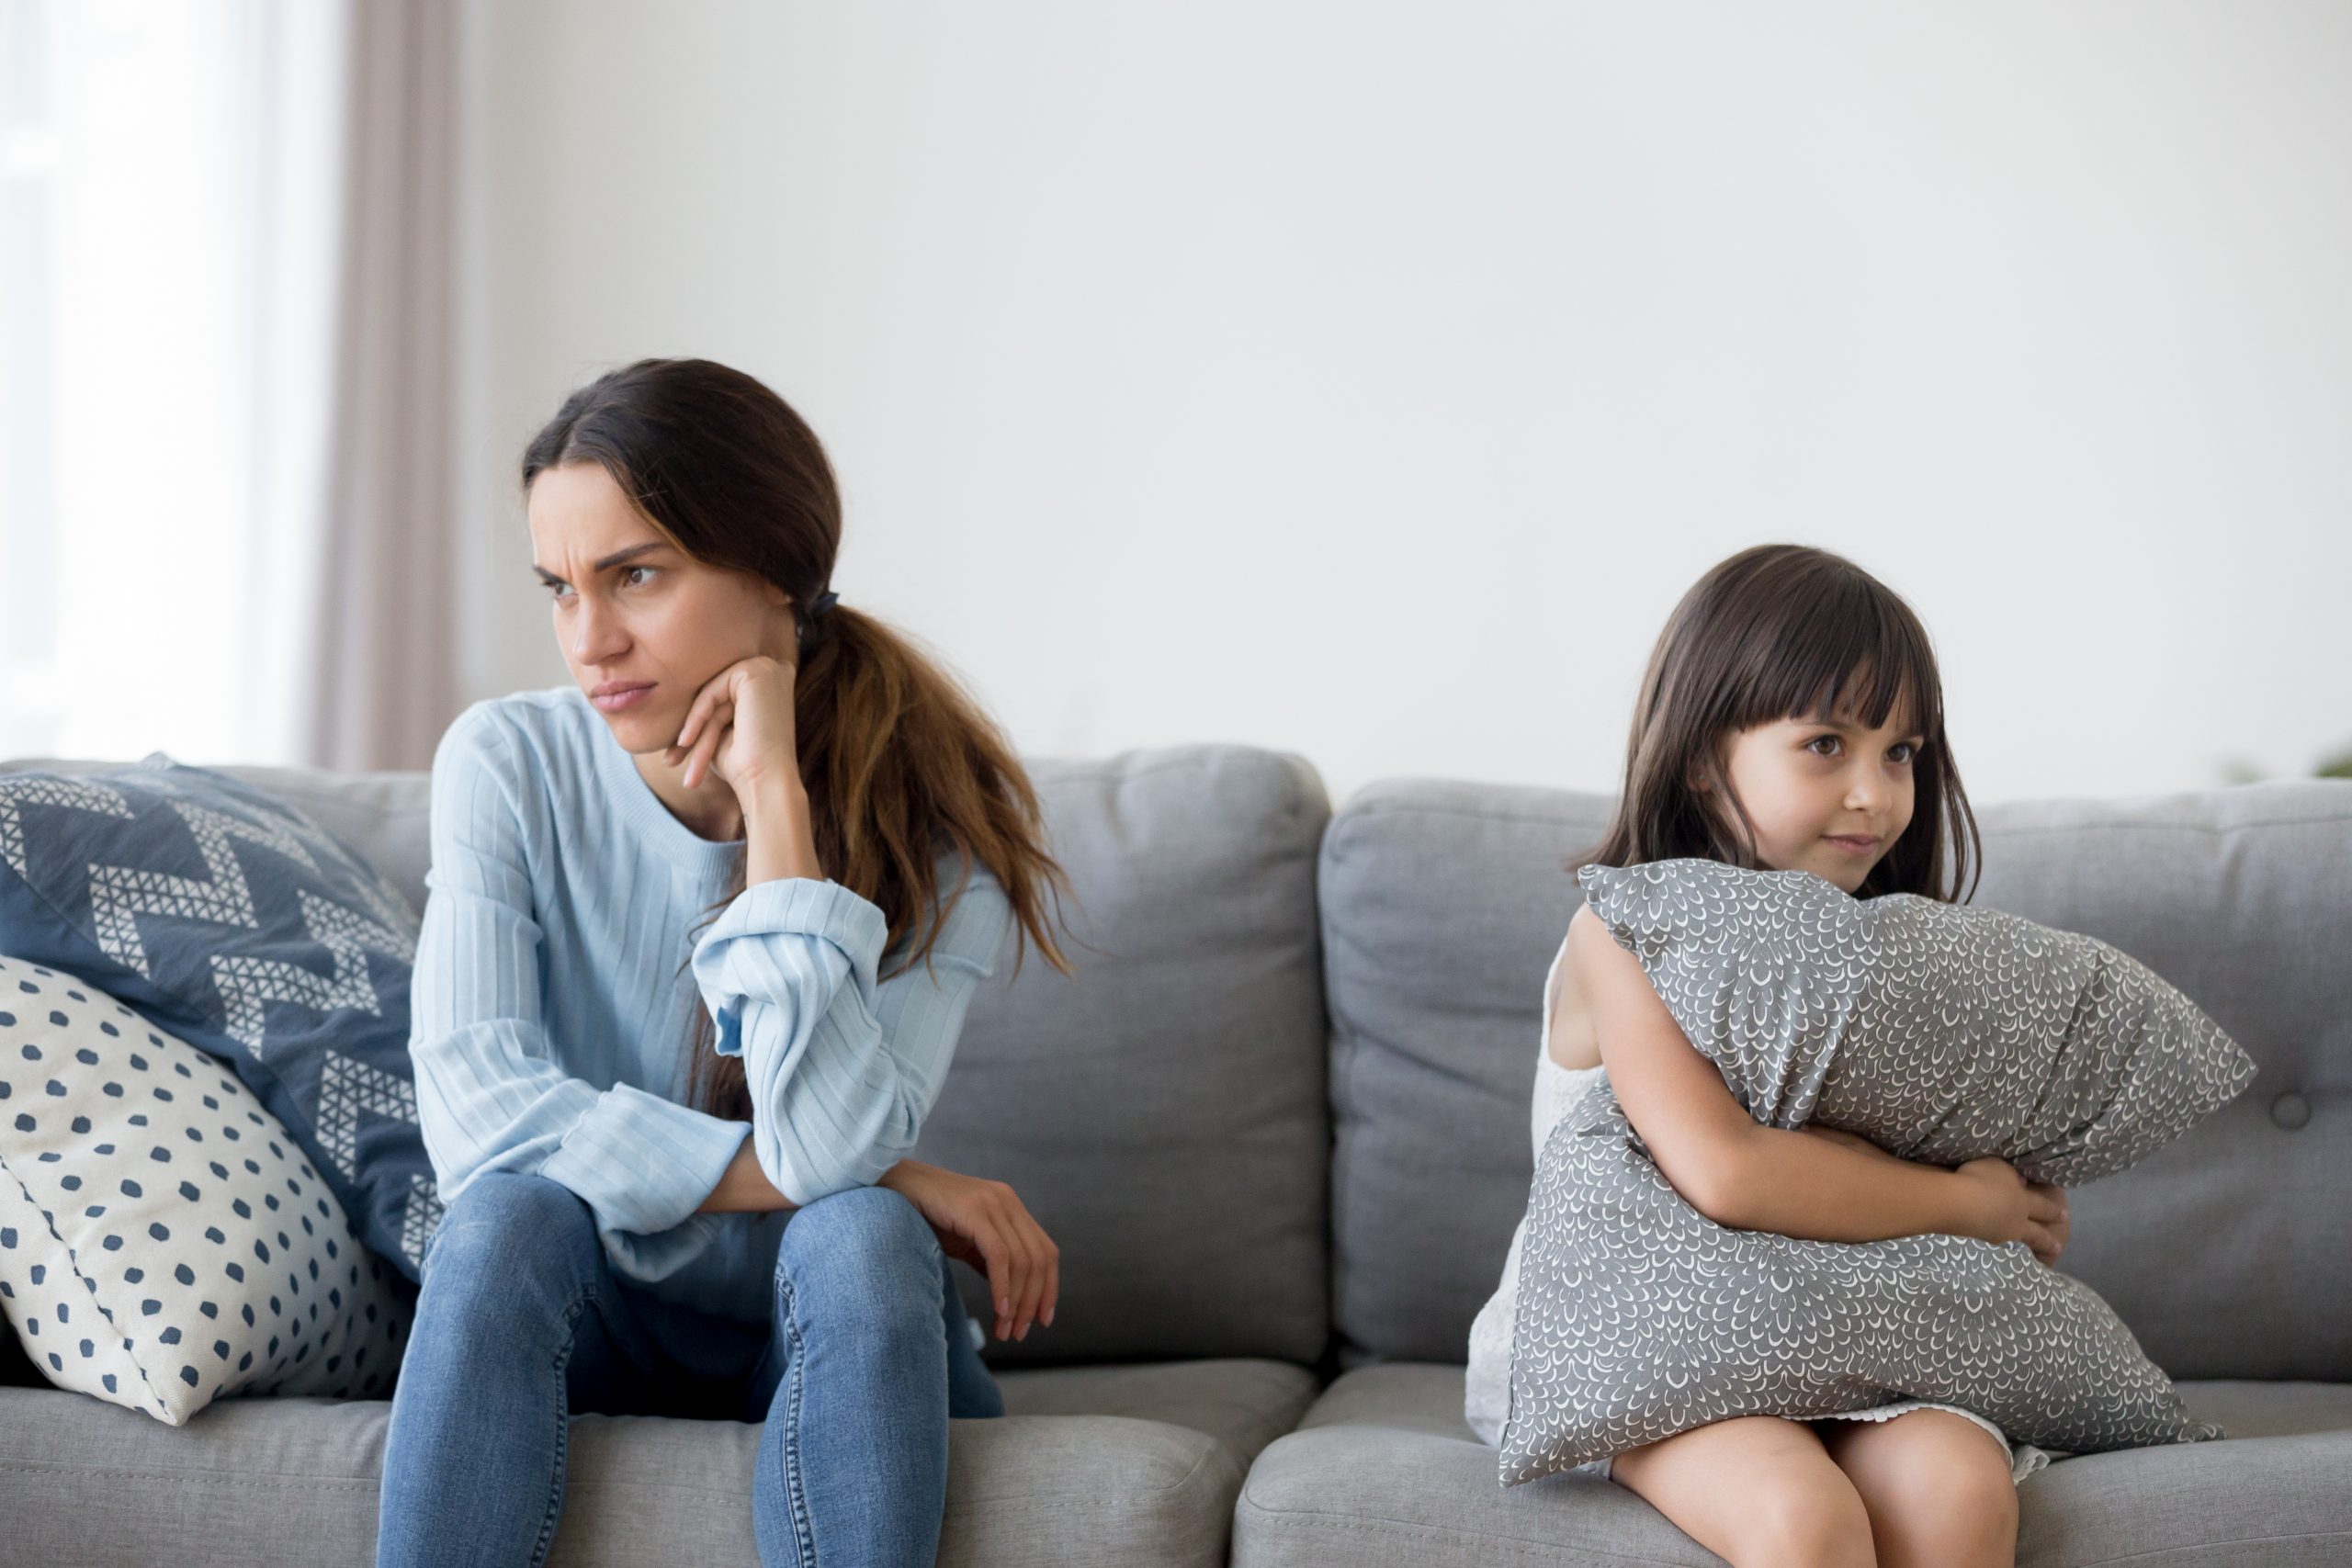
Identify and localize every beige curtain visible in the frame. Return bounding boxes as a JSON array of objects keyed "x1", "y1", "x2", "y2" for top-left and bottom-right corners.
[{"x1": 292, "y1": 0, "x2": 460, "y2": 773}]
